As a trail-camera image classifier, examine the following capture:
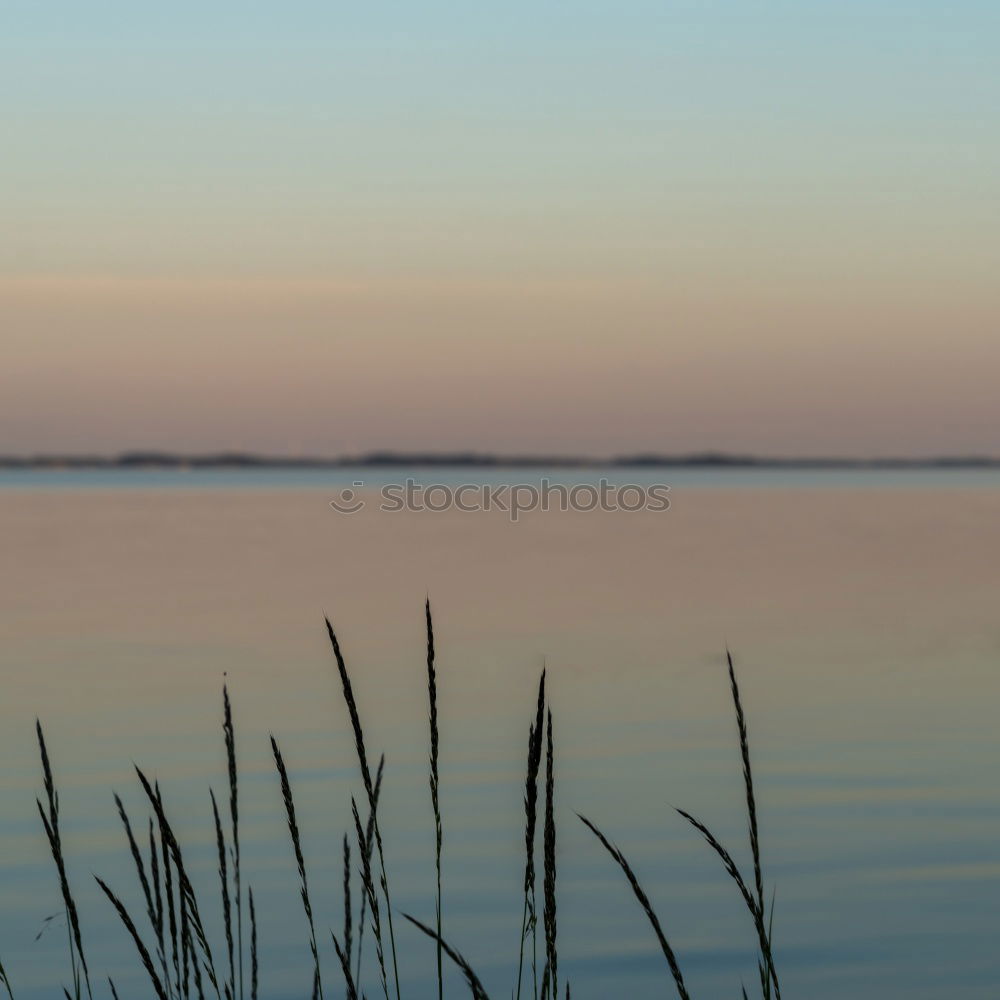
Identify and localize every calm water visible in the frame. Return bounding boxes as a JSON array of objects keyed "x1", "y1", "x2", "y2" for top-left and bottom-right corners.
[{"x1": 1, "y1": 471, "x2": 999, "y2": 998}]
